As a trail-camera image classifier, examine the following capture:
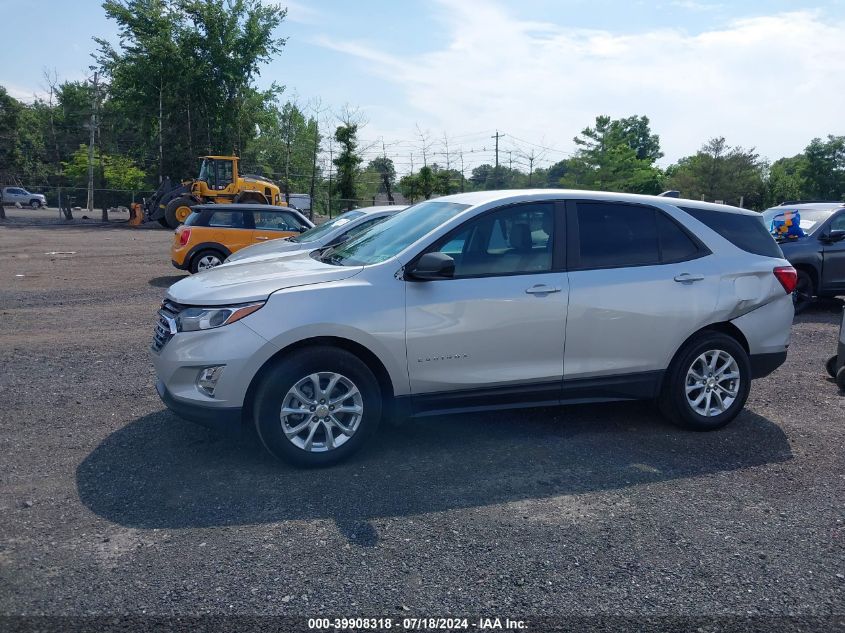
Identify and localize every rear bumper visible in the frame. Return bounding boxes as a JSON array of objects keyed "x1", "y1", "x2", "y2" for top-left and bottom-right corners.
[
  {"x1": 156, "y1": 379, "x2": 243, "y2": 436},
  {"x1": 171, "y1": 258, "x2": 189, "y2": 271},
  {"x1": 749, "y1": 351, "x2": 788, "y2": 379}
]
